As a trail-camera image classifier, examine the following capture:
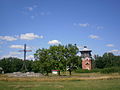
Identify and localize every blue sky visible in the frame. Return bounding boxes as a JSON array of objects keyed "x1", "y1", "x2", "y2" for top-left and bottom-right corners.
[{"x1": 0, "y1": 0, "x2": 120, "y2": 59}]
